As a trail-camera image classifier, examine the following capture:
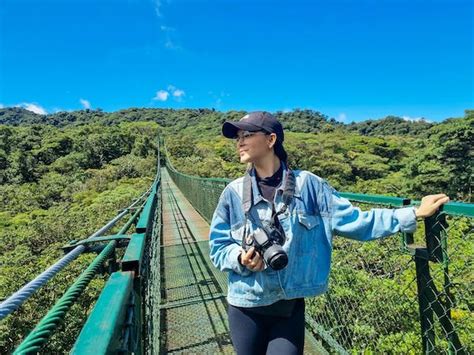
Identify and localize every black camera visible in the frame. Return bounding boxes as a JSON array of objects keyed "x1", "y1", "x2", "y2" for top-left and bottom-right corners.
[{"x1": 243, "y1": 226, "x2": 288, "y2": 270}]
